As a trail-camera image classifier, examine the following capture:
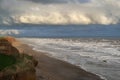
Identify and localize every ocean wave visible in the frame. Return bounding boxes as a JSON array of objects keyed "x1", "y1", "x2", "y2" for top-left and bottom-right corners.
[
  {"x1": 0, "y1": 0, "x2": 120, "y2": 25},
  {"x1": 0, "y1": 29, "x2": 20, "y2": 35},
  {"x1": 20, "y1": 38, "x2": 120, "y2": 63},
  {"x1": 20, "y1": 38, "x2": 120, "y2": 80}
]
